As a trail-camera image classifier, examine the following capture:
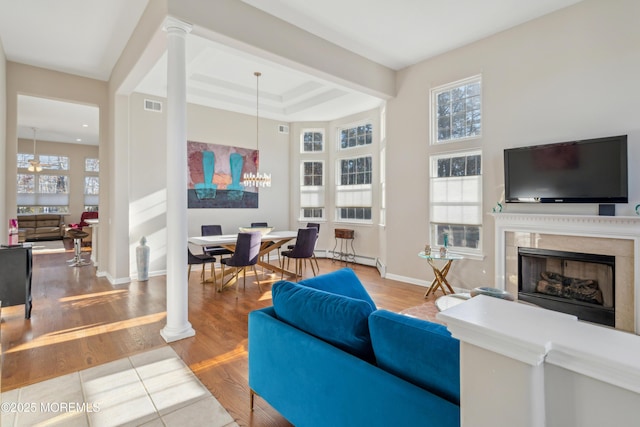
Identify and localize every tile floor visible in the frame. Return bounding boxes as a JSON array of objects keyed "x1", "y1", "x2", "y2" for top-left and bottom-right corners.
[{"x1": 1, "y1": 346, "x2": 238, "y2": 427}]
